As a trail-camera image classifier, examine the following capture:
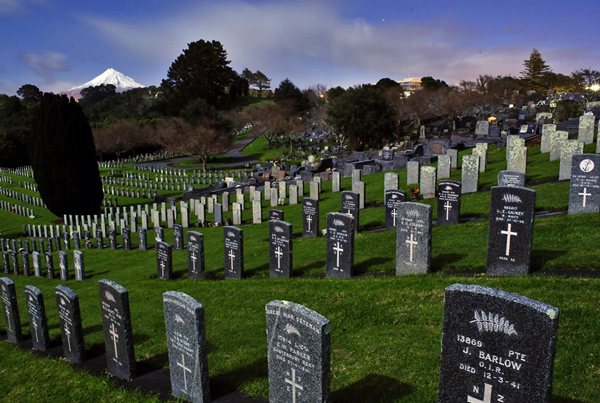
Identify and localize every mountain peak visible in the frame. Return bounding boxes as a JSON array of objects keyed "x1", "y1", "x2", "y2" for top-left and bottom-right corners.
[{"x1": 64, "y1": 68, "x2": 145, "y2": 98}]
